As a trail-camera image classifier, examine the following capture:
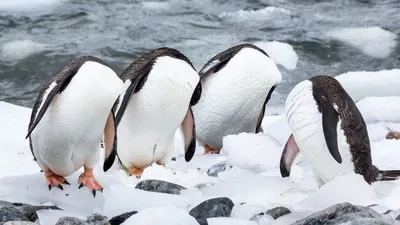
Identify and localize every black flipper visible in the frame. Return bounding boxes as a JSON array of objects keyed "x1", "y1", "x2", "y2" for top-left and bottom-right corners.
[
  {"x1": 103, "y1": 107, "x2": 118, "y2": 172},
  {"x1": 256, "y1": 86, "x2": 276, "y2": 133},
  {"x1": 279, "y1": 134, "x2": 300, "y2": 177},
  {"x1": 317, "y1": 96, "x2": 342, "y2": 164},
  {"x1": 181, "y1": 107, "x2": 196, "y2": 162},
  {"x1": 378, "y1": 170, "x2": 400, "y2": 181},
  {"x1": 190, "y1": 82, "x2": 202, "y2": 106}
]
